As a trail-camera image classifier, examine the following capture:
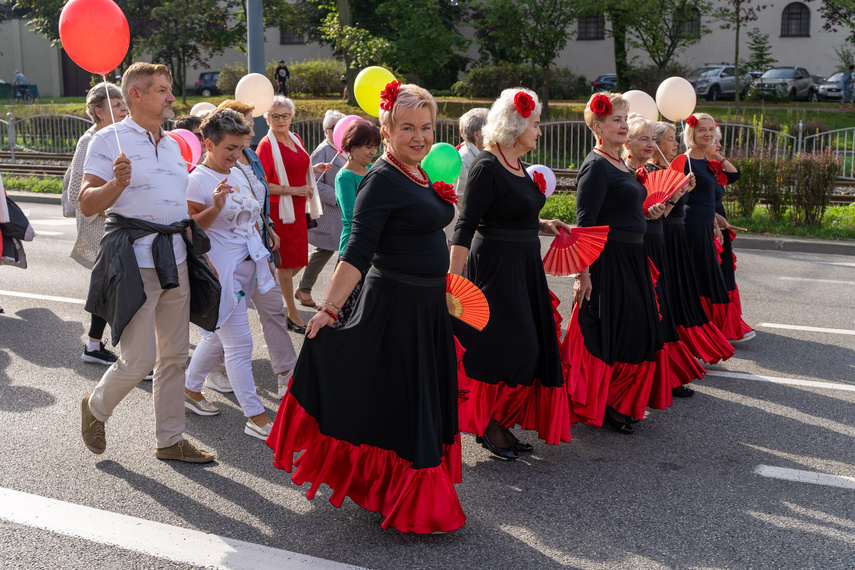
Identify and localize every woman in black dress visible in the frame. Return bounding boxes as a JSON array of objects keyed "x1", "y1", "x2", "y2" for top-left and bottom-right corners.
[
  {"x1": 623, "y1": 115, "x2": 705, "y2": 409},
  {"x1": 266, "y1": 83, "x2": 465, "y2": 533},
  {"x1": 652, "y1": 122, "x2": 734, "y2": 365},
  {"x1": 449, "y1": 88, "x2": 572, "y2": 460},
  {"x1": 710, "y1": 127, "x2": 754, "y2": 341},
  {"x1": 678, "y1": 113, "x2": 753, "y2": 343},
  {"x1": 559, "y1": 92, "x2": 664, "y2": 434}
]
